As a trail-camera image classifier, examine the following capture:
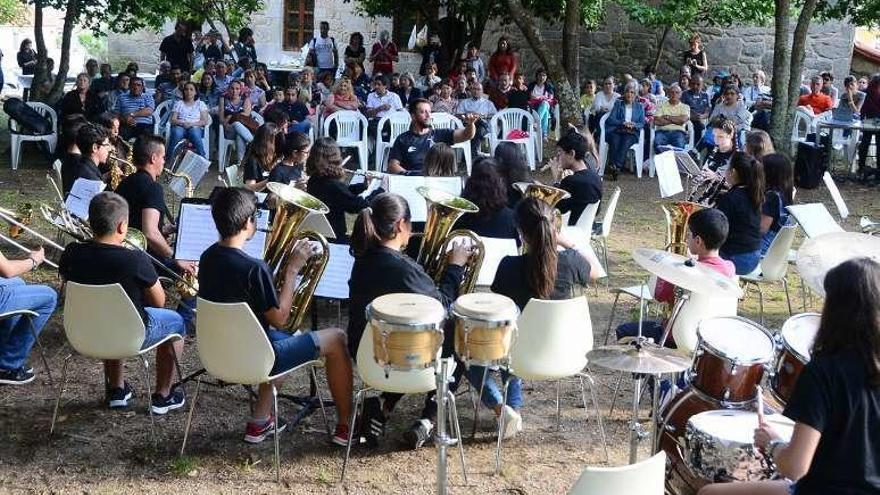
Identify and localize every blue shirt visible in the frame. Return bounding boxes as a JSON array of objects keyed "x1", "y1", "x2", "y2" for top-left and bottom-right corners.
[
  {"x1": 115, "y1": 92, "x2": 155, "y2": 125},
  {"x1": 681, "y1": 89, "x2": 710, "y2": 117}
]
